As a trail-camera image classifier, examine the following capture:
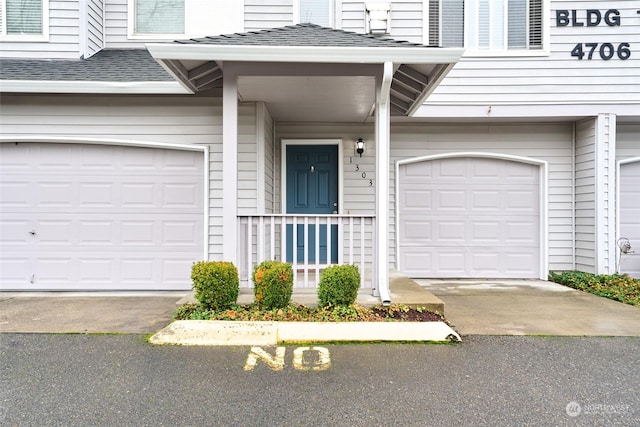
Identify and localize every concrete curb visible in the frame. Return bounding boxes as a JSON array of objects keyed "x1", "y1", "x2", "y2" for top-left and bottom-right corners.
[{"x1": 149, "y1": 320, "x2": 461, "y2": 346}]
